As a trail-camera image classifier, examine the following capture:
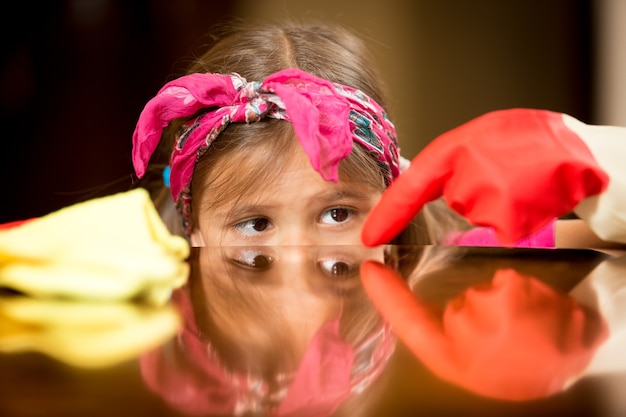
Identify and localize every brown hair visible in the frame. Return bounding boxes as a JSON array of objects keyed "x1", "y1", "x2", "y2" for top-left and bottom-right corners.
[{"x1": 143, "y1": 19, "x2": 431, "y2": 243}]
